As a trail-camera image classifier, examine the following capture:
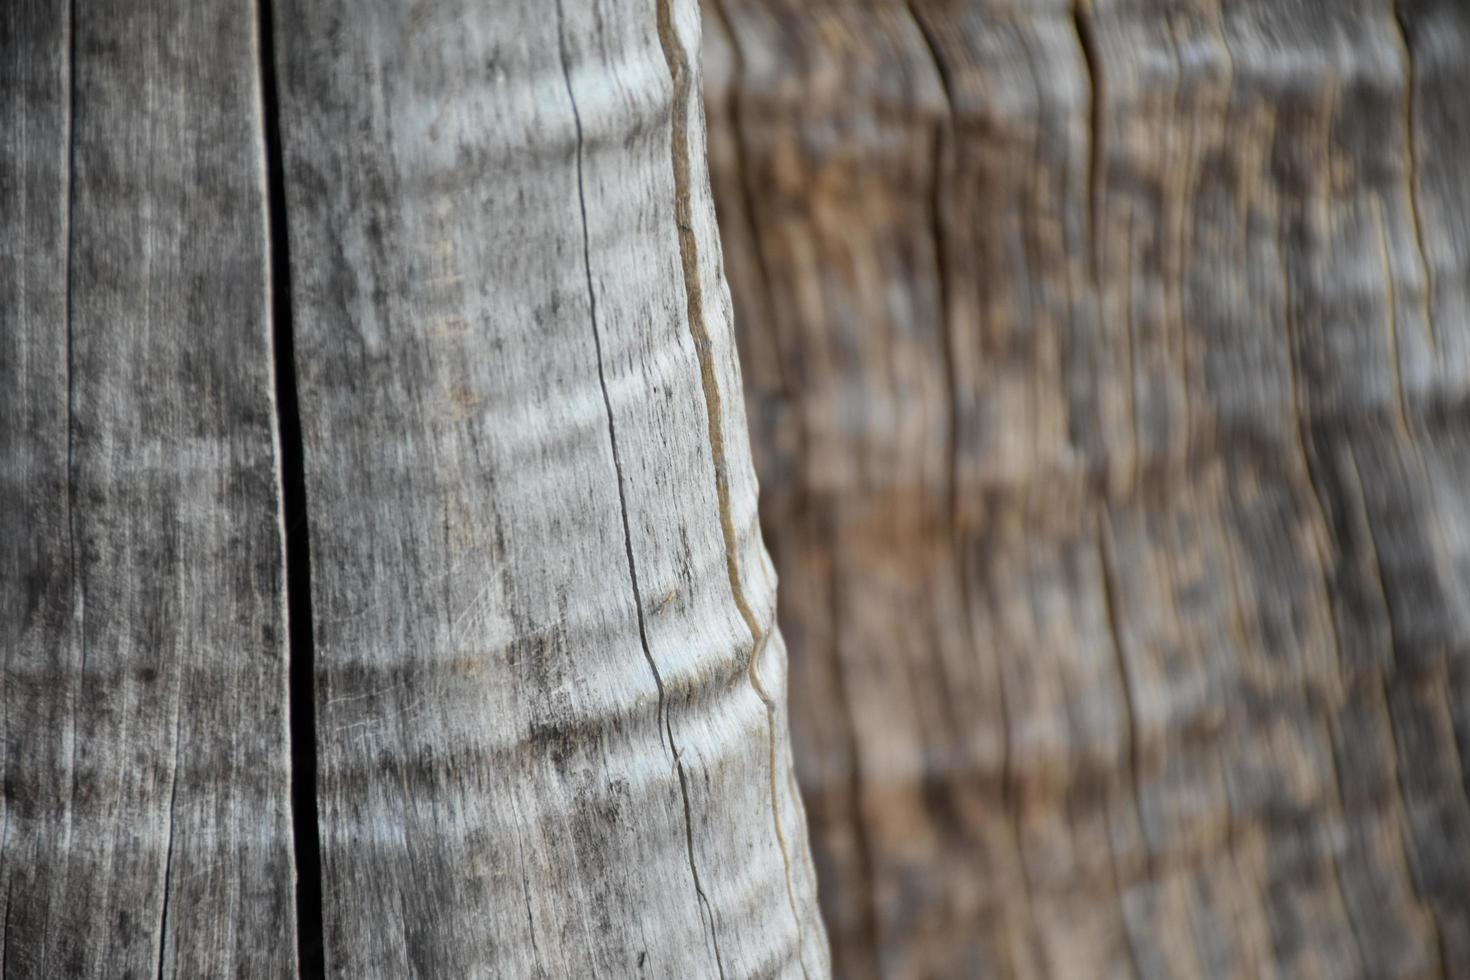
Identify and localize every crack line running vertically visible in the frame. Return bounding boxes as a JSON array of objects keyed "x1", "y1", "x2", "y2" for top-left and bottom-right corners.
[
  {"x1": 255, "y1": 1, "x2": 325, "y2": 976},
  {"x1": 1074, "y1": 0, "x2": 1104, "y2": 287},
  {"x1": 155, "y1": 708, "x2": 182, "y2": 980},
  {"x1": 62, "y1": 0, "x2": 83, "y2": 907},
  {"x1": 553, "y1": 3, "x2": 726, "y2": 976},
  {"x1": 1390, "y1": 0, "x2": 1436, "y2": 354}
]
